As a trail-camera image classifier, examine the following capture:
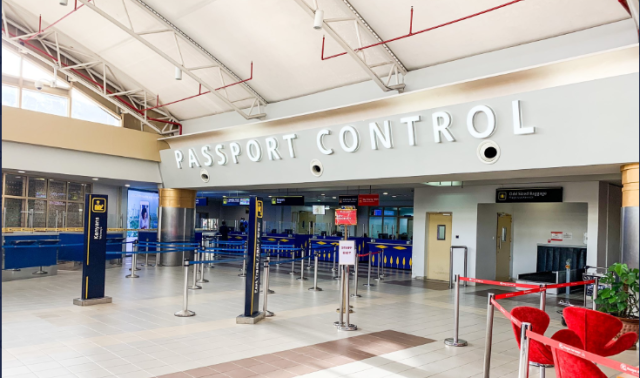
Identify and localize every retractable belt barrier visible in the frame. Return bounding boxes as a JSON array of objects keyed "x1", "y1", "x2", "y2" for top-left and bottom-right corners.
[{"x1": 457, "y1": 275, "x2": 615, "y2": 378}]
